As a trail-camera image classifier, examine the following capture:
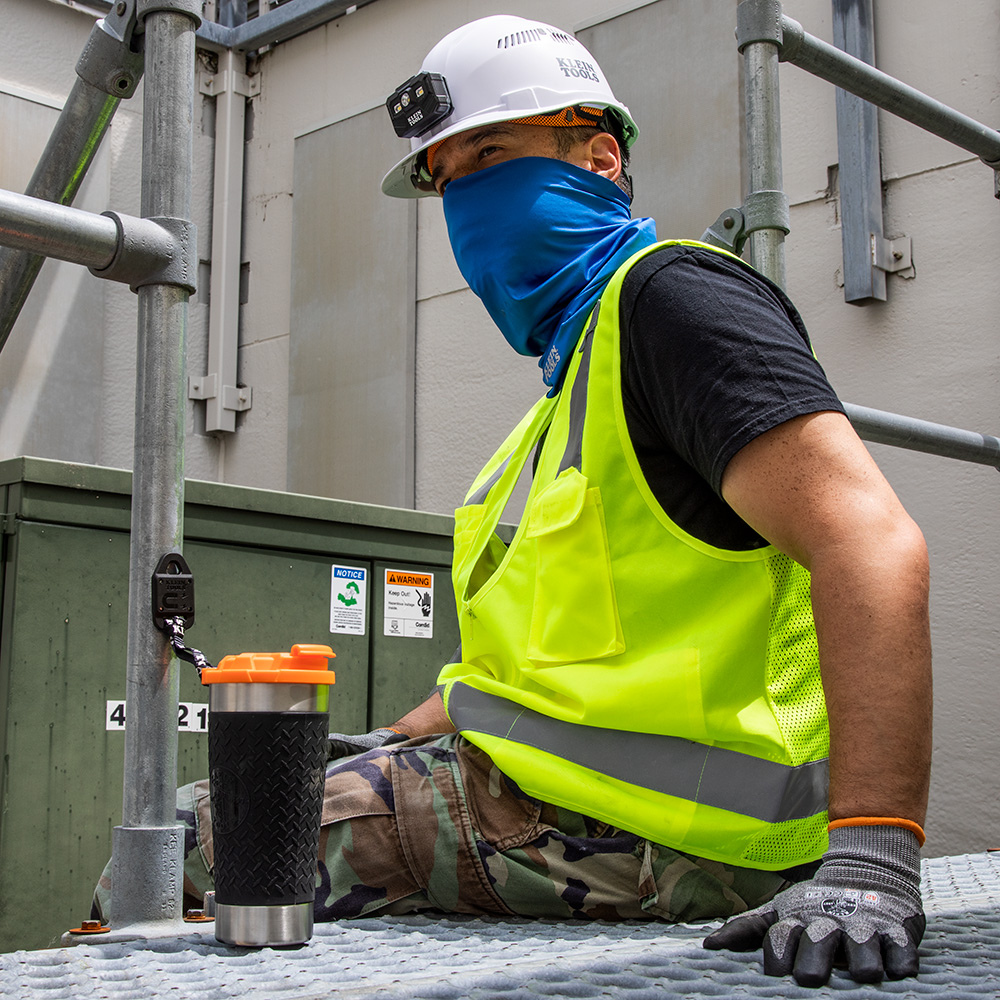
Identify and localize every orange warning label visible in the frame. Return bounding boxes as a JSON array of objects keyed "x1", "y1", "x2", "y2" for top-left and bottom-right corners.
[{"x1": 386, "y1": 570, "x2": 432, "y2": 588}]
